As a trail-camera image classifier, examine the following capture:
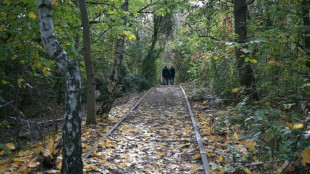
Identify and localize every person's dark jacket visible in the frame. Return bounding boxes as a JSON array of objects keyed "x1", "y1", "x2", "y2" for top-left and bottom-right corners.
[
  {"x1": 162, "y1": 67, "x2": 170, "y2": 78},
  {"x1": 169, "y1": 68, "x2": 175, "y2": 78}
]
